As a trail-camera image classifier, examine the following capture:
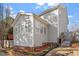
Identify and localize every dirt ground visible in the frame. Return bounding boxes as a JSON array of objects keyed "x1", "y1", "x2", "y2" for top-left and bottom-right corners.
[{"x1": 46, "y1": 47, "x2": 79, "y2": 56}]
